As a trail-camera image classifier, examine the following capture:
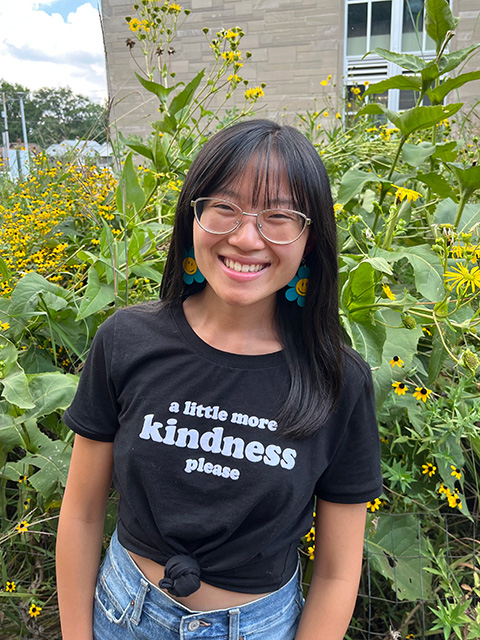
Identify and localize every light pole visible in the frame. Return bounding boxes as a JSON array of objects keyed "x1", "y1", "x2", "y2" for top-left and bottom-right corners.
[
  {"x1": 1, "y1": 92, "x2": 10, "y2": 173},
  {"x1": 17, "y1": 93, "x2": 30, "y2": 173}
]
